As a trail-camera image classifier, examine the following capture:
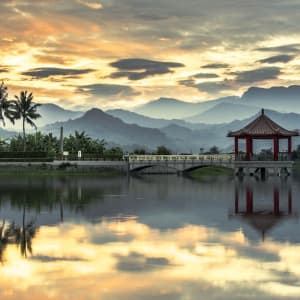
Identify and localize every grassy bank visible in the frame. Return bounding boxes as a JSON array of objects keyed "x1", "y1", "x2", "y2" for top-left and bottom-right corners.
[{"x1": 188, "y1": 166, "x2": 234, "y2": 179}]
